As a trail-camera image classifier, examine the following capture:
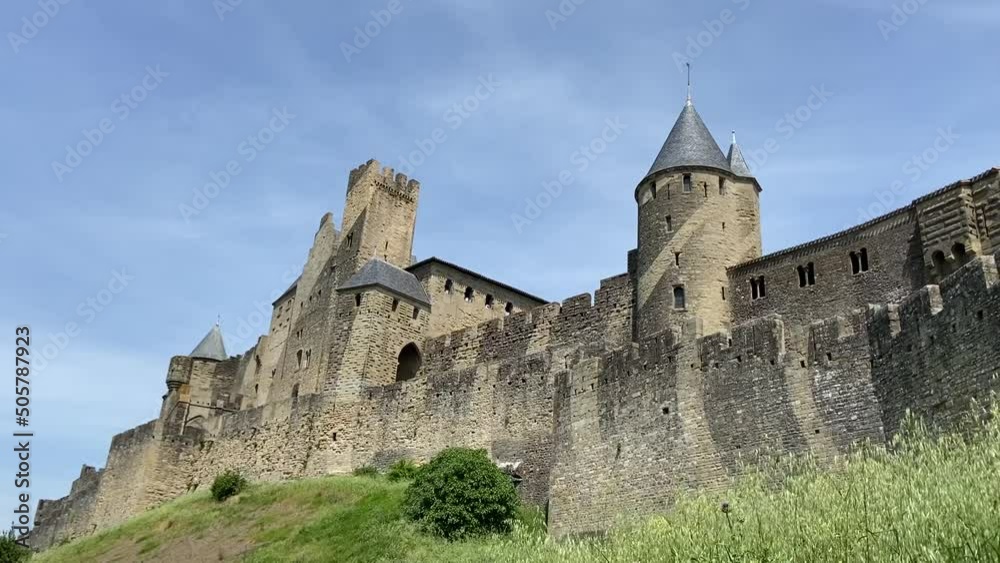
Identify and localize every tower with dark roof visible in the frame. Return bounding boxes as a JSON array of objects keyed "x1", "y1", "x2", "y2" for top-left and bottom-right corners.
[{"x1": 634, "y1": 95, "x2": 763, "y2": 338}]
